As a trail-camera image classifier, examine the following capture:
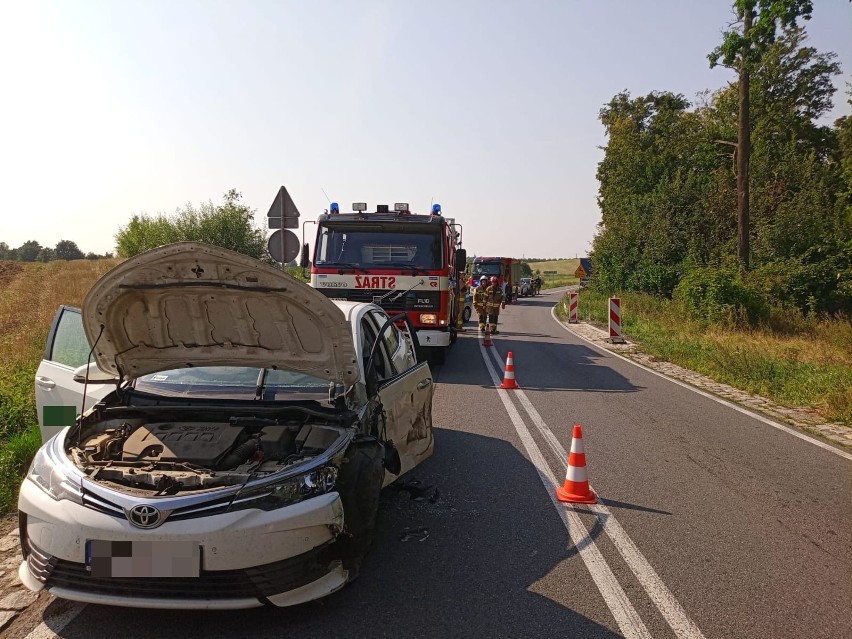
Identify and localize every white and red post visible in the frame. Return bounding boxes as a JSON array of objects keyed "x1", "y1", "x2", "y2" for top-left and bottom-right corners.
[
  {"x1": 609, "y1": 297, "x2": 625, "y2": 343},
  {"x1": 568, "y1": 292, "x2": 578, "y2": 323}
]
